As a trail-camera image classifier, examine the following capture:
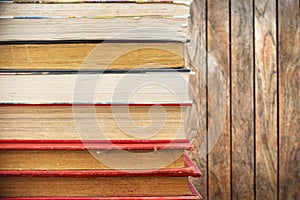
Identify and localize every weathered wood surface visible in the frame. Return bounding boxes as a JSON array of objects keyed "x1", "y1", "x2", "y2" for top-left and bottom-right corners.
[
  {"x1": 278, "y1": 0, "x2": 300, "y2": 199},
  {"x1": 207, "y1": 0, "x2": 230, "y2": 199},
  {"x1": 189, "y1": 0, "x2": 299, "y2": 199},
  {"x1": 185, "y1": 0, "x2": 207, "y2": 198},
  {"x1": 231, "y1": 0, "x2": 254, "y2": 199},
  {"x1": 254, "y1": 0, "x2": 278, "y2": 199}
]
